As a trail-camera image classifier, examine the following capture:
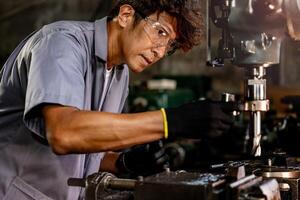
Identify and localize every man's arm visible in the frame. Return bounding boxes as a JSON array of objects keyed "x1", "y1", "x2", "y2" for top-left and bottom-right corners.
[{"x1": 42, "y1": 105, "x2": 164, "y2": 155}]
